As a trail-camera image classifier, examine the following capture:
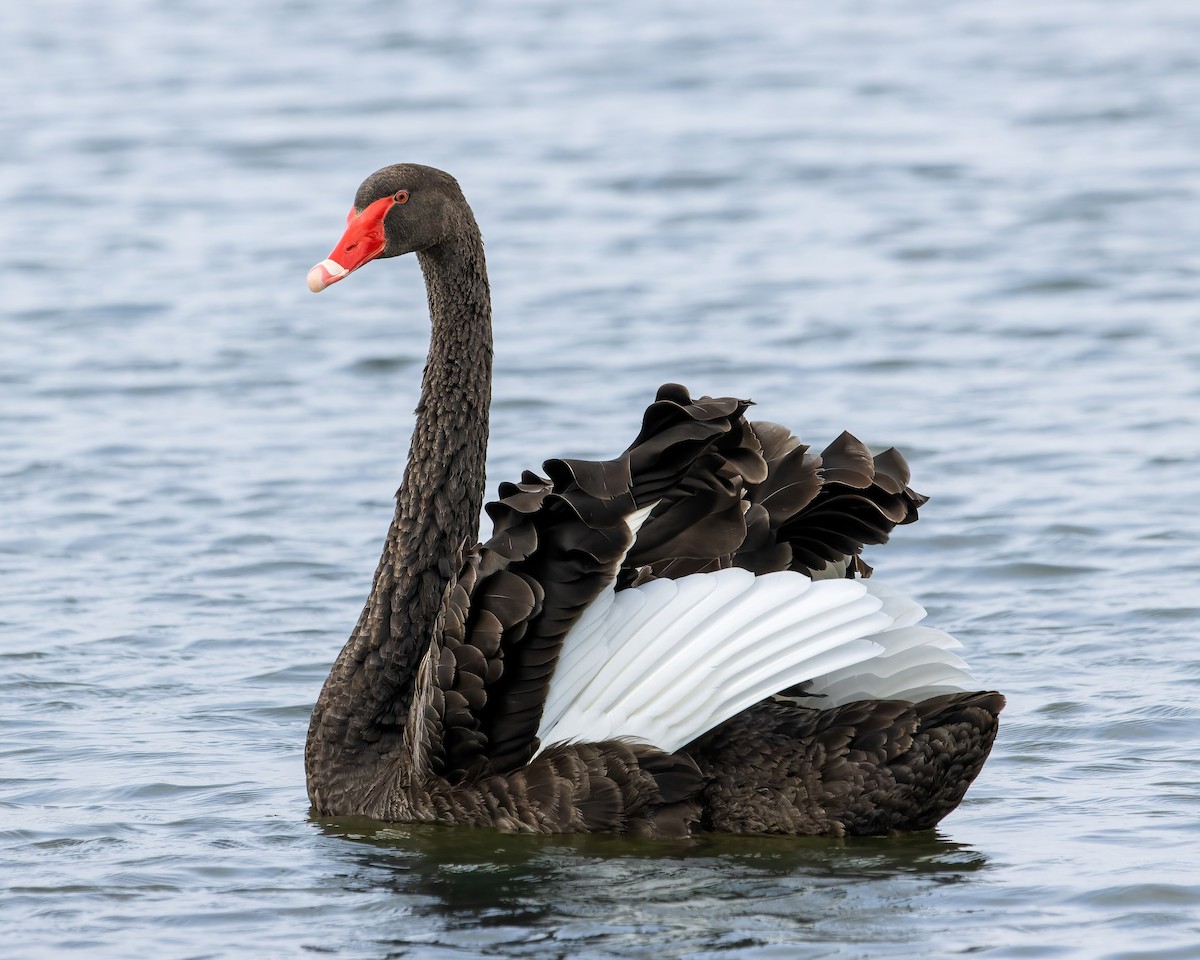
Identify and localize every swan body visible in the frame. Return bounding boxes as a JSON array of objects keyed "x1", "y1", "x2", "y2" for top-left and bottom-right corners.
[{"x1": 303, "y1": 164, "x2": 1002, "y2": 836}]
